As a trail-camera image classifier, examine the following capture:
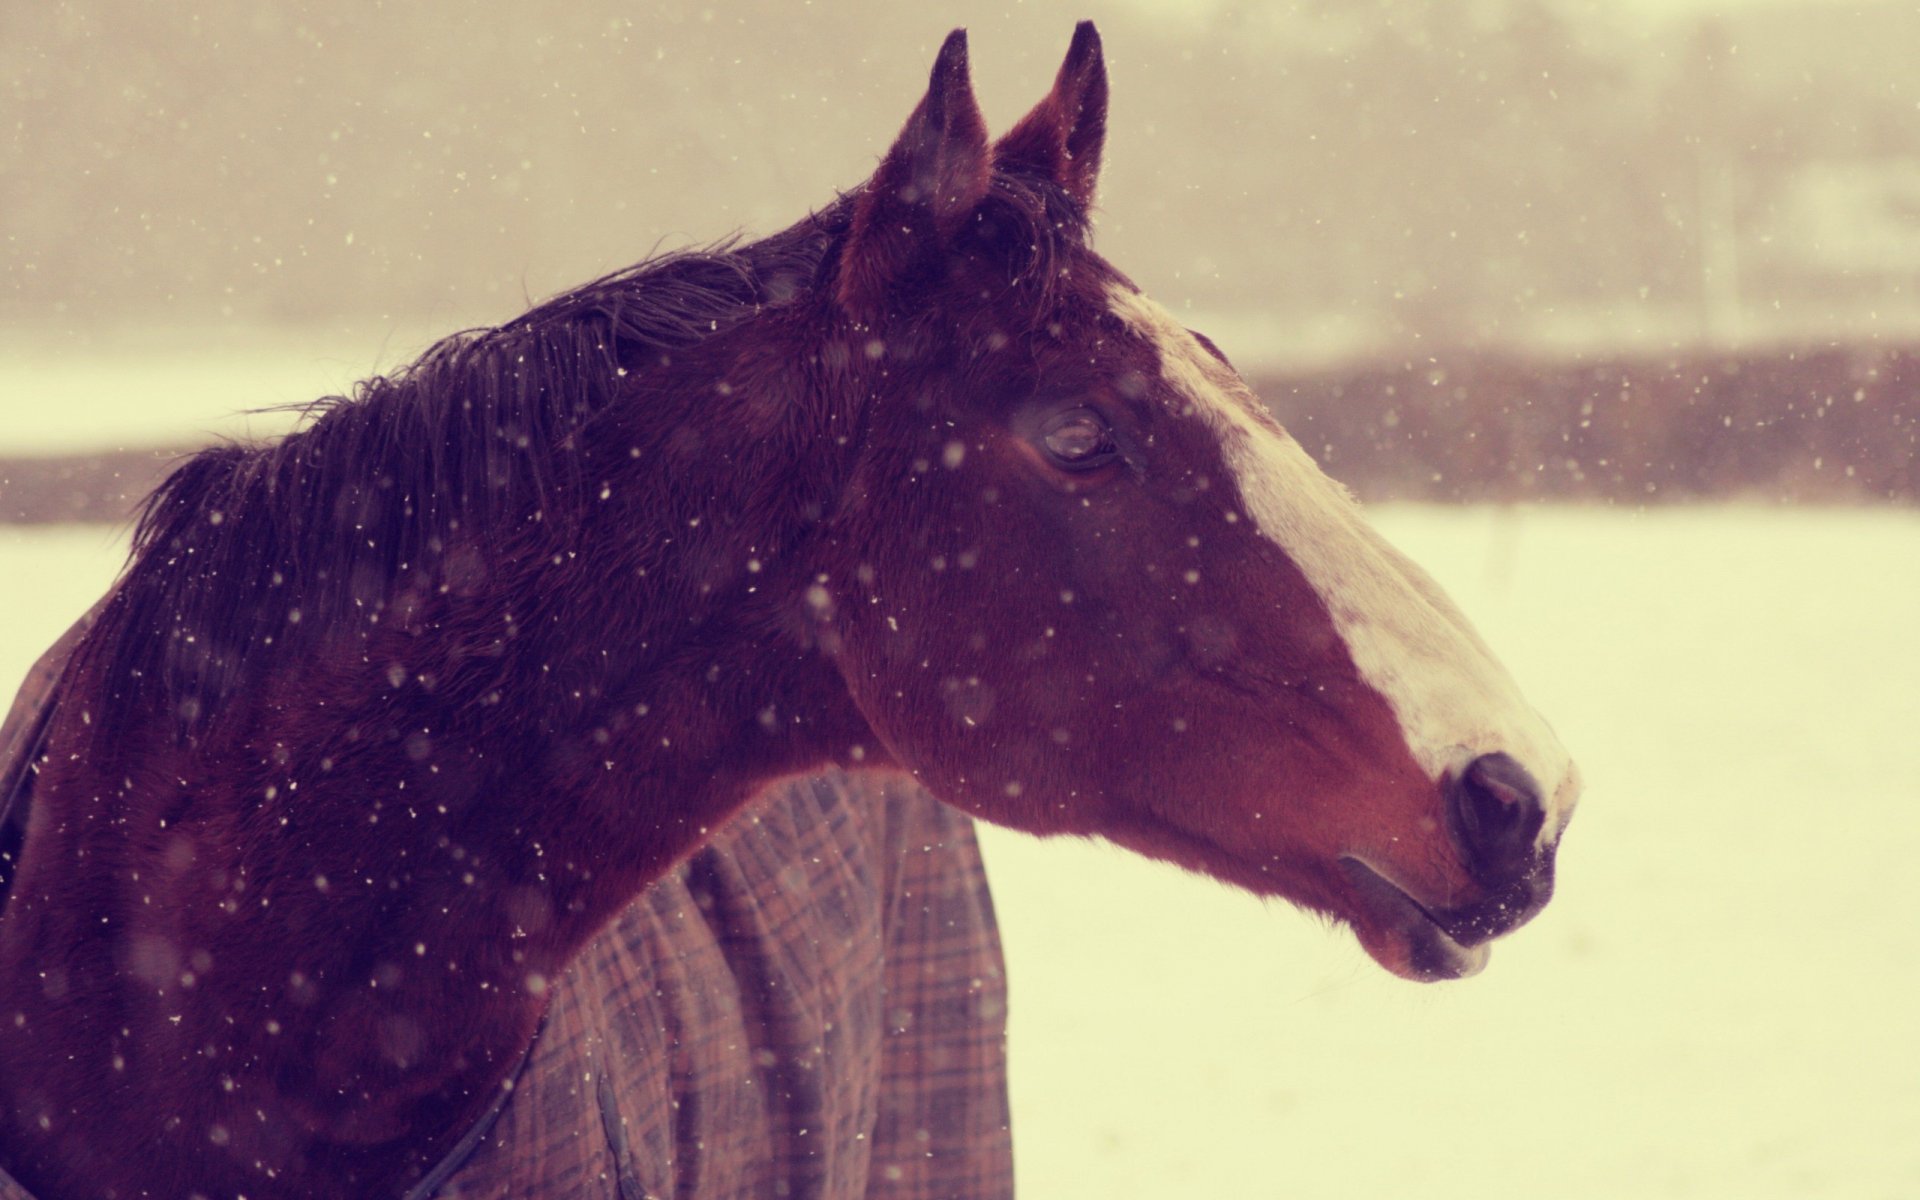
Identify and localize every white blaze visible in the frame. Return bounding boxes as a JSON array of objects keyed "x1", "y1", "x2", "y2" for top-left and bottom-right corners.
[{"x1": 1106, "y1": 284, "x2": 1576, "y2": 844}]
